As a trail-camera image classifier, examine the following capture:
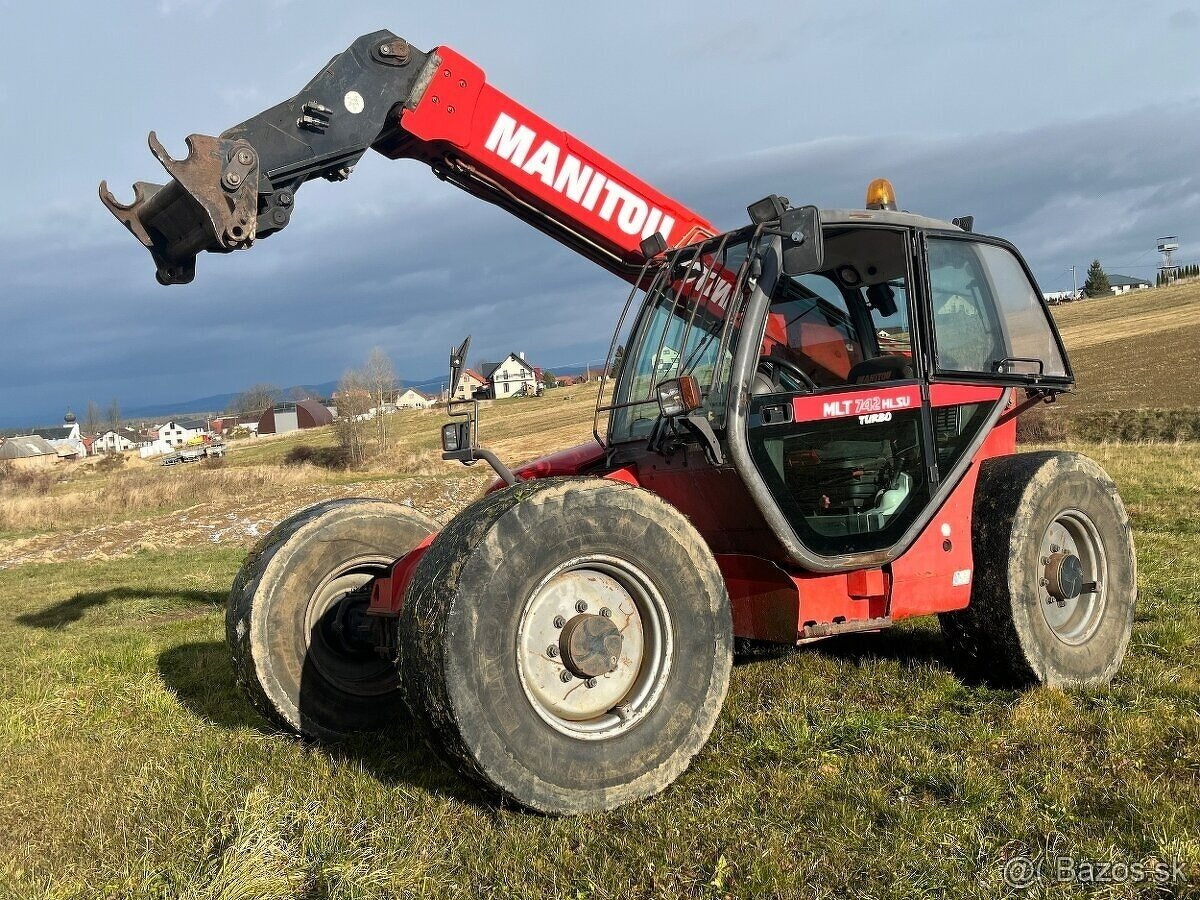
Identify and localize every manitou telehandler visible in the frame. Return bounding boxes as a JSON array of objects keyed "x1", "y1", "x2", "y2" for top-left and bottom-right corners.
[{"x1": 102, "y1": 30, "x2": 1136, "y2": 813}]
